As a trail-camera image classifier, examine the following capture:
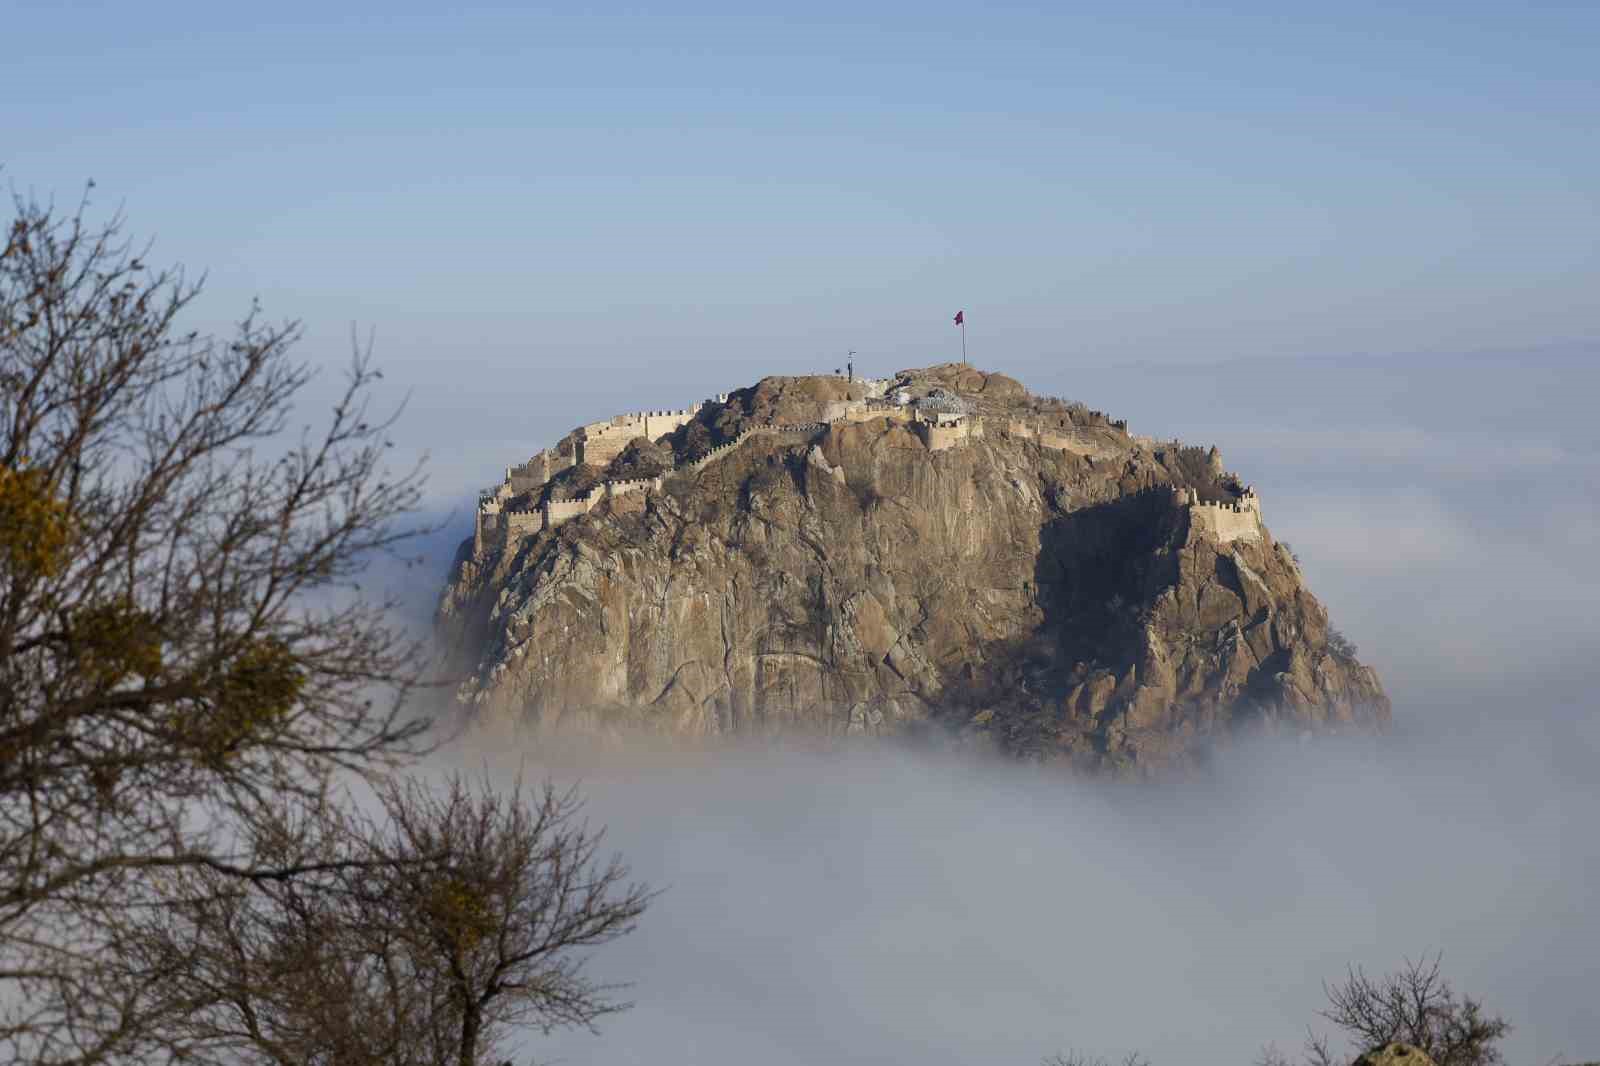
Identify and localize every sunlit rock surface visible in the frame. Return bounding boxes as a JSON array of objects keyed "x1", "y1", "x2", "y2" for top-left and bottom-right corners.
[{"x1": 437, "y1": 364, "x2": 1388, "y2": 772}]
